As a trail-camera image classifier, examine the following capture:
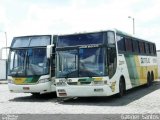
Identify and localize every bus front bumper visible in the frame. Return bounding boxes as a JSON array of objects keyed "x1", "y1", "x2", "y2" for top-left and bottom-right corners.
[
  {"x1": 56, "y1": 85, "x2": 115, "y2": 97},
  {"x1": 8, "y1": 82, "x2": 56, "y2": 94}
]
